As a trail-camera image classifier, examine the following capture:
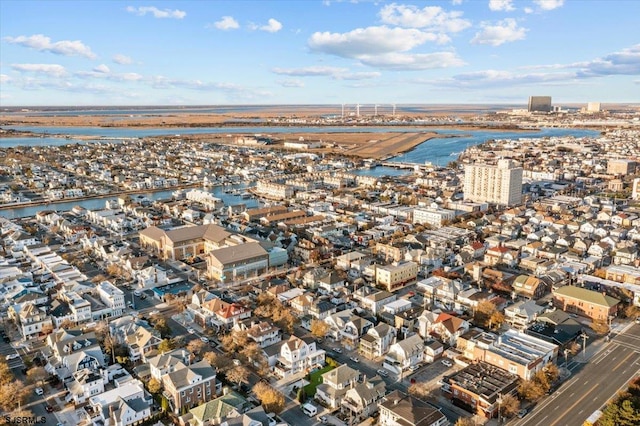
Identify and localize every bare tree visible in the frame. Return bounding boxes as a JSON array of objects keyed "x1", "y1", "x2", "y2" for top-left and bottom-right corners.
[
  {"x1": 186, "y1": 339, "x2": 207, "y2": 357},
  {"x1": 310, "y1": 320, "x2": 329, "y2": 339}
]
